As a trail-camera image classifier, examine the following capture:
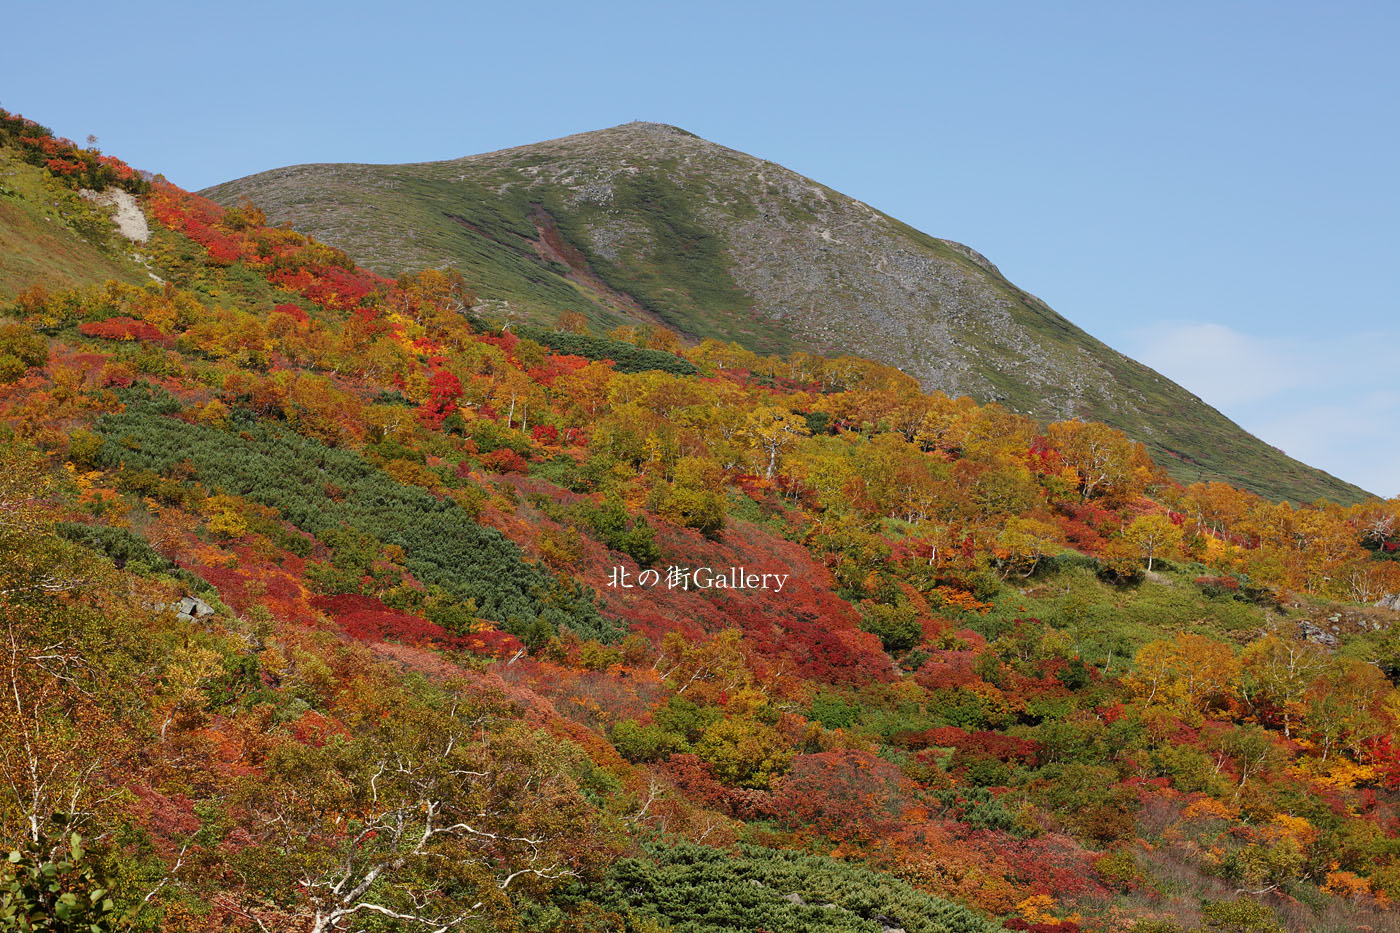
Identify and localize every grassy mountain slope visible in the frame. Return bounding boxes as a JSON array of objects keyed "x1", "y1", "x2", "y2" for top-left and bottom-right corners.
[
  {"x1": 203, "y1": 123, "x2": 1367, "y2": 505},
  {"x1": 0, "y1": 147, "x2": 151, "y2": 299}
]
